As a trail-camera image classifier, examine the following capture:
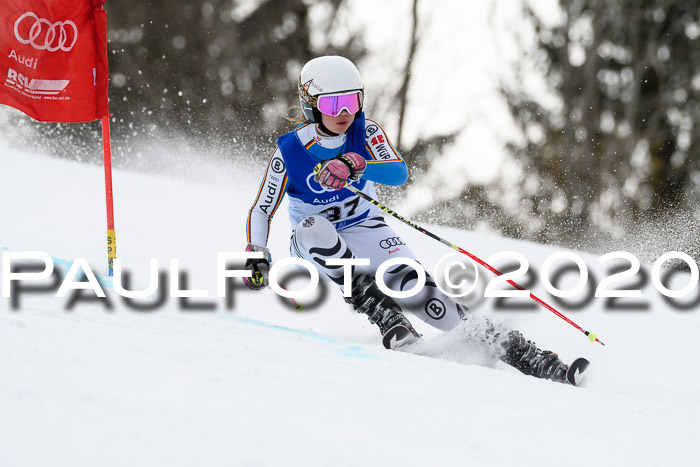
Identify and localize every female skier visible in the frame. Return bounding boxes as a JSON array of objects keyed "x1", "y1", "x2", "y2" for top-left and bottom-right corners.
[{"x1": 243, "y1": 55, "x2": 579, "y2": 384}]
